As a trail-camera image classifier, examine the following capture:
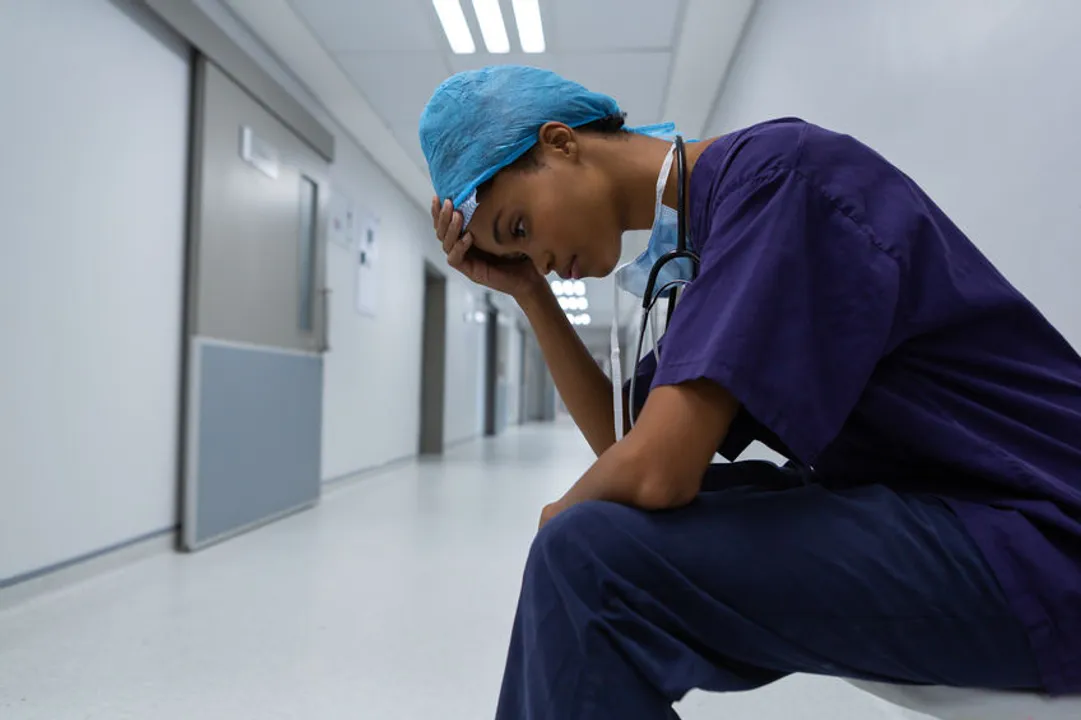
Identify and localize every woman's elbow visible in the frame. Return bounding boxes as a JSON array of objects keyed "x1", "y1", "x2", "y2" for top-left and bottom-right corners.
[{"x1": 633, "y1": 472, "x2": 699, "y2": 511}]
